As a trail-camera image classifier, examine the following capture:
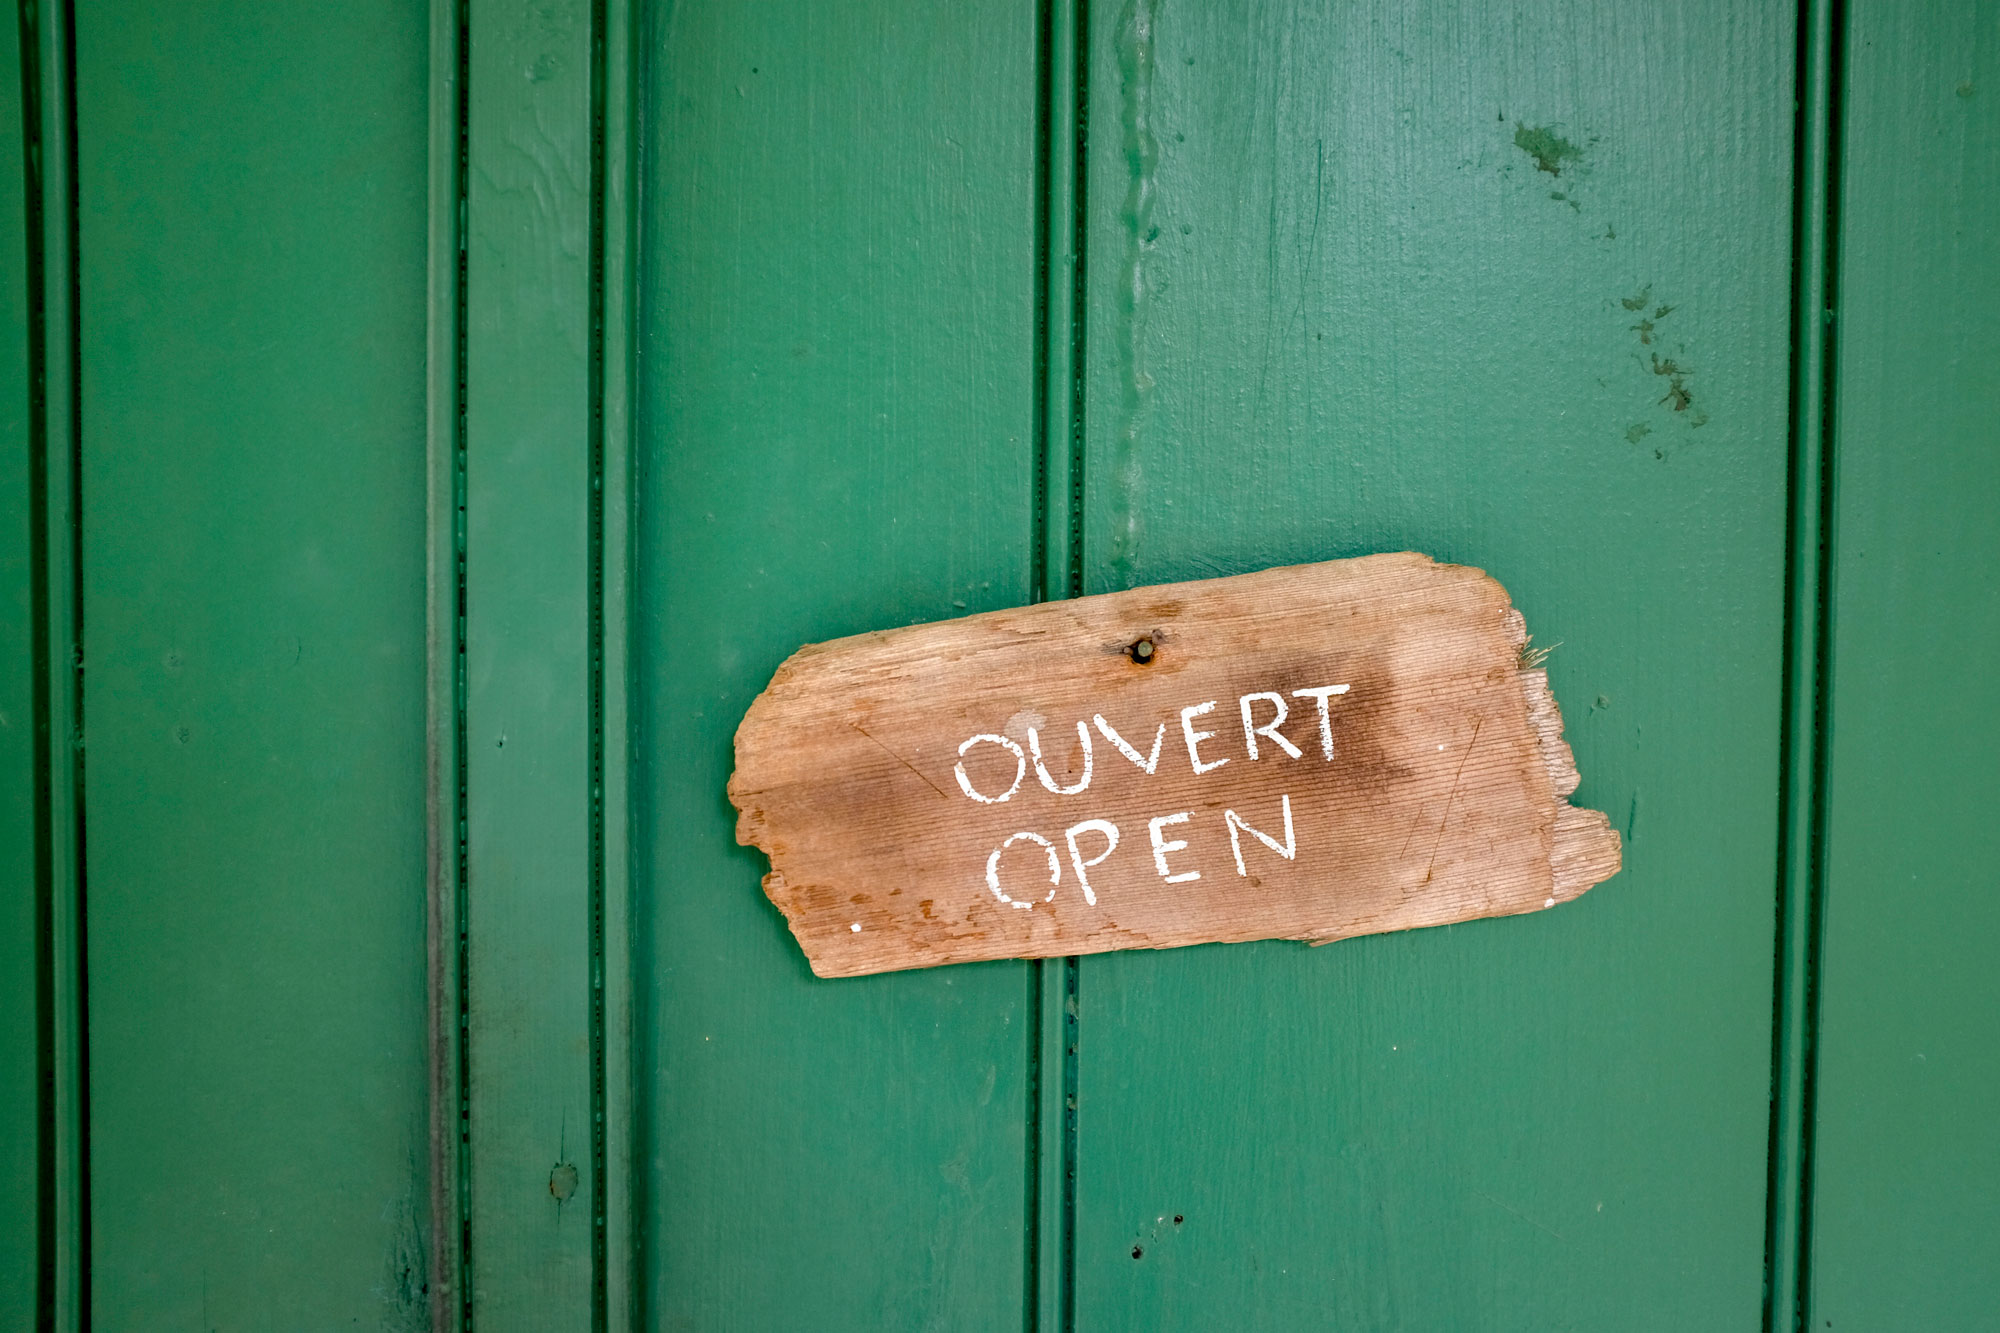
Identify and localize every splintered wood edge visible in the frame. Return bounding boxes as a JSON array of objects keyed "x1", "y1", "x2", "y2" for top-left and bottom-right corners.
[
  {"x1": 1501, "y1": 607, "x2": 1621, "y2": 904},
  {"x1": 729, "y1": 668, "x2": 804, "y2": 937},
  {"x1": 1301, "y1": 613, "x2": 1621, "y2": 947},
  {"x1": 1517, "y1": 666, "x2": 1622, "y2": 902}
]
